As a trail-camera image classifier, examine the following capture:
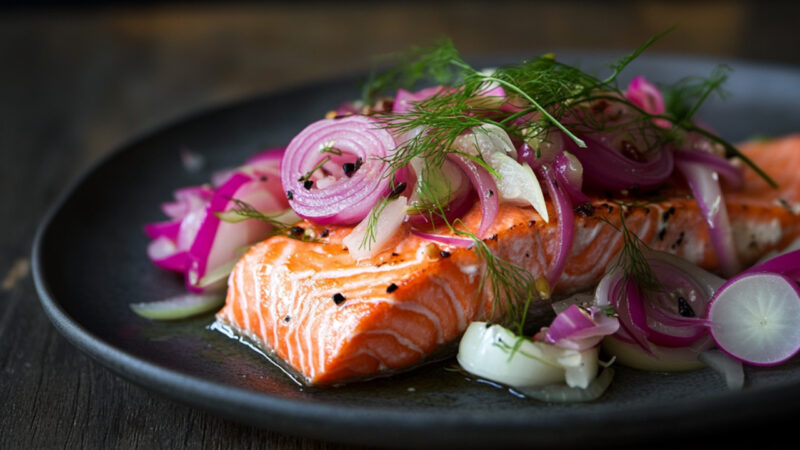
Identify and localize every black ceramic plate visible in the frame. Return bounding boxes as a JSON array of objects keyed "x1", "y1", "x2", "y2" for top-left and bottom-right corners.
[{"x1": 33, "y1": 53, "x2": 800, "y2": 448}]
